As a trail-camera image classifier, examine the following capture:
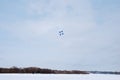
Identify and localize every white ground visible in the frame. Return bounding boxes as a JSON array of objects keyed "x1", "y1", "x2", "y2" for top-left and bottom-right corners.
[{"x1": 0, "y1": 74, "x2": 120, "y2": 80}]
